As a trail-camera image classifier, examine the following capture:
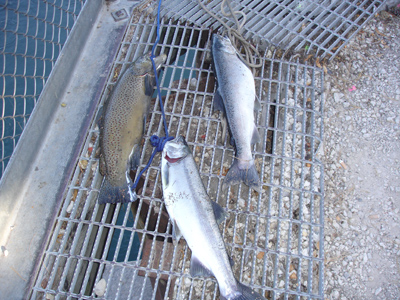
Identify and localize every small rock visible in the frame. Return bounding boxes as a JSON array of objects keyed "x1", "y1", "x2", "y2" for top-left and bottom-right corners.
[
  {"x1": 93, "y1": 278, "x2": 107, "y2": 297},
  {"x1": 334, "y1": 93, "x2": 344, "y2": 103},
  {"x1": 375, "y1": 287, "x2": 382, "y2": 295},
  {"x1": 1, "y1": 246, "x2": 9, "y2": 257},
  {"x1": 332, "y1": 290, "x2": 340, "y2": 299},
  {"x1": 66, "y1": 201, "x2": 74, "y2": 214},
  {"x1": 189, "y1": 77, "x2": 197, "y2": 89},
  {"x1": 45, "y1": 294, "x2": 55, "y2": 300}
]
